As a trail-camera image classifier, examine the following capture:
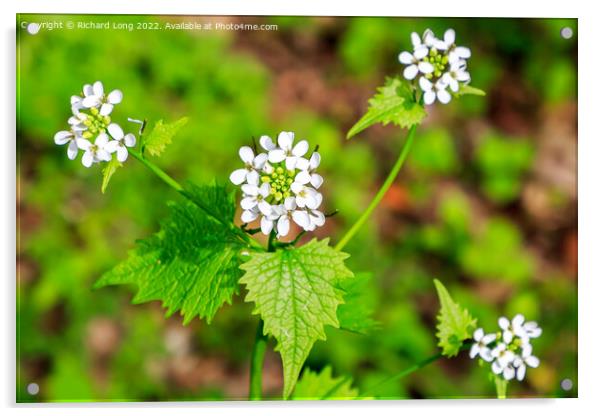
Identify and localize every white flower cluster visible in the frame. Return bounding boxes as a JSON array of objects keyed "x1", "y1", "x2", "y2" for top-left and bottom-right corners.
[
  {"x1": 54, "y1": 81, "x2": 136, "y2": 167},
  {"x1": 230, "y1": 131, "x2": 325, "y2": 238},
  {"x1": 470, "y1": 314, "x2": 542, "y2": 382},
  {"x1": 398, "y1": 28, "x2": 471, "y2": 105}
]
